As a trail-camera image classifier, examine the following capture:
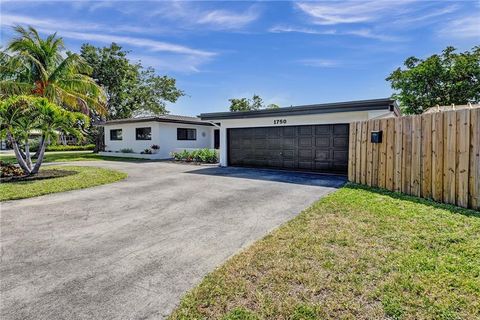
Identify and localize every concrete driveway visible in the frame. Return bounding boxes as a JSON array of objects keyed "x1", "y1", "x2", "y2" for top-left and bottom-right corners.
[{"x1": 0, "y1": 161, "x2": 345, "y2": 320}]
